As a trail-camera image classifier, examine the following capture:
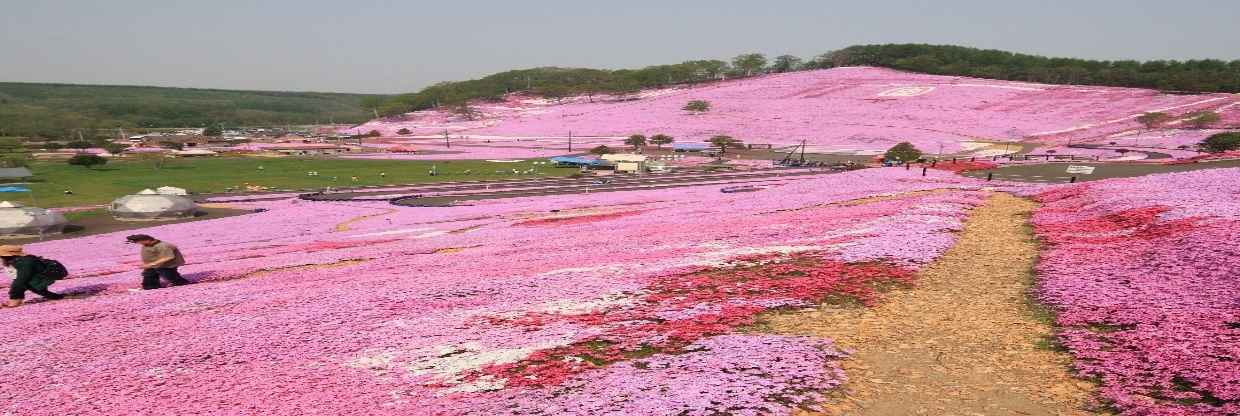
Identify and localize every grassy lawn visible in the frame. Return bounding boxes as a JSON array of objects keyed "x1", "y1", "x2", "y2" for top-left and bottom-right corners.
[{"x1": 11, "y1": 156, "x2": 571, "y2": 208}]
